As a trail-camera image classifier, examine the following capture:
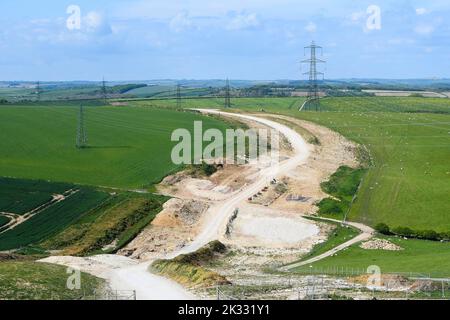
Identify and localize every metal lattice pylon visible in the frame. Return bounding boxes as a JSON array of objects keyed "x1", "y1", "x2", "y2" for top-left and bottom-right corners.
[
  {"x1": 76, "y1": 104, "x2": 88, "y2": 149},
  {"x1": 176, "y1": 83, "x2": 182, "y2": 109},
  {"x1": 301, "y1": 41, "x2": 325, "y2": 111},
  {"x1": 101, "y1": 77, "x2": 107, "y2": 104},
  {"x1": 224, "y1": 78, "x2": 231, "y2": 108}
]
